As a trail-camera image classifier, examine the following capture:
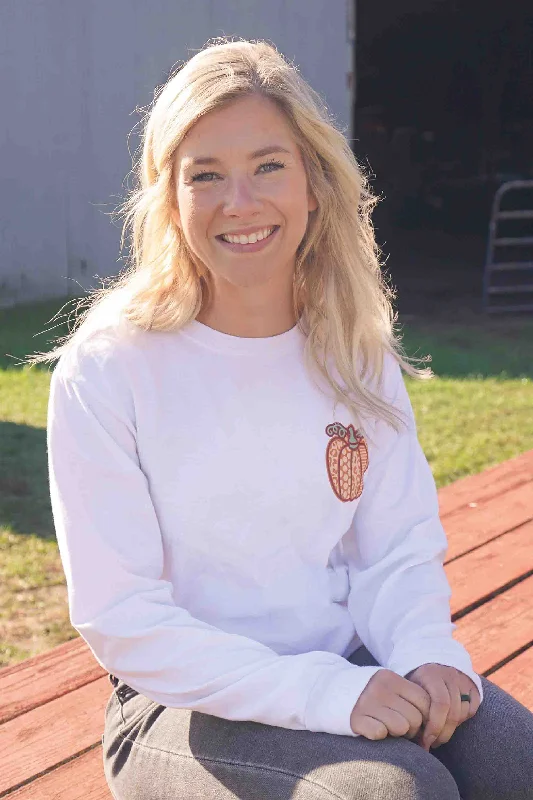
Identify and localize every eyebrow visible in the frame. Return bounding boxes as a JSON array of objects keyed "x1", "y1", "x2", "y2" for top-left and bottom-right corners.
[{"x1": 185, "y1": 145, "x2": 292, "y2": 167}]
